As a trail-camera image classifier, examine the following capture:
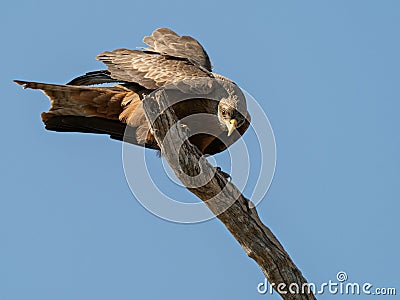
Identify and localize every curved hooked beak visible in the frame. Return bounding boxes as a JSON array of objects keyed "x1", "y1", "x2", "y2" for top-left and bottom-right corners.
[{"x1": 227, "y1": 119, "x2": 238, "y2": 136}]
